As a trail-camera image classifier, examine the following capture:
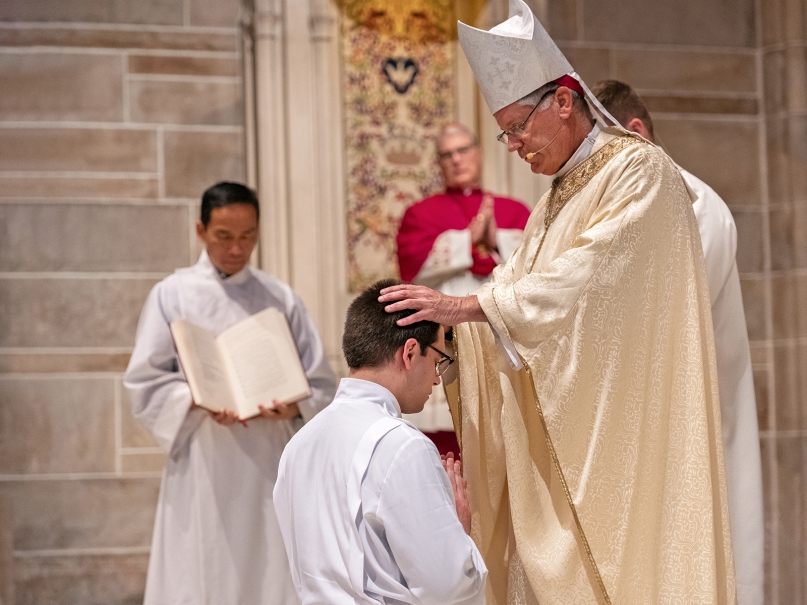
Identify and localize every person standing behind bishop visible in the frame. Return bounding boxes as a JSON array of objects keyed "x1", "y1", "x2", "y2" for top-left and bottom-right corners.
[
  {"x1": 593, "y1": 79, "x2": 764, "y2": 605},
  {"x1": 124, "y1": 182, "x2": 337, "y2": 605},
  {"x1": 396, "y1": 122, "x2": 530, "y2": 448}
]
